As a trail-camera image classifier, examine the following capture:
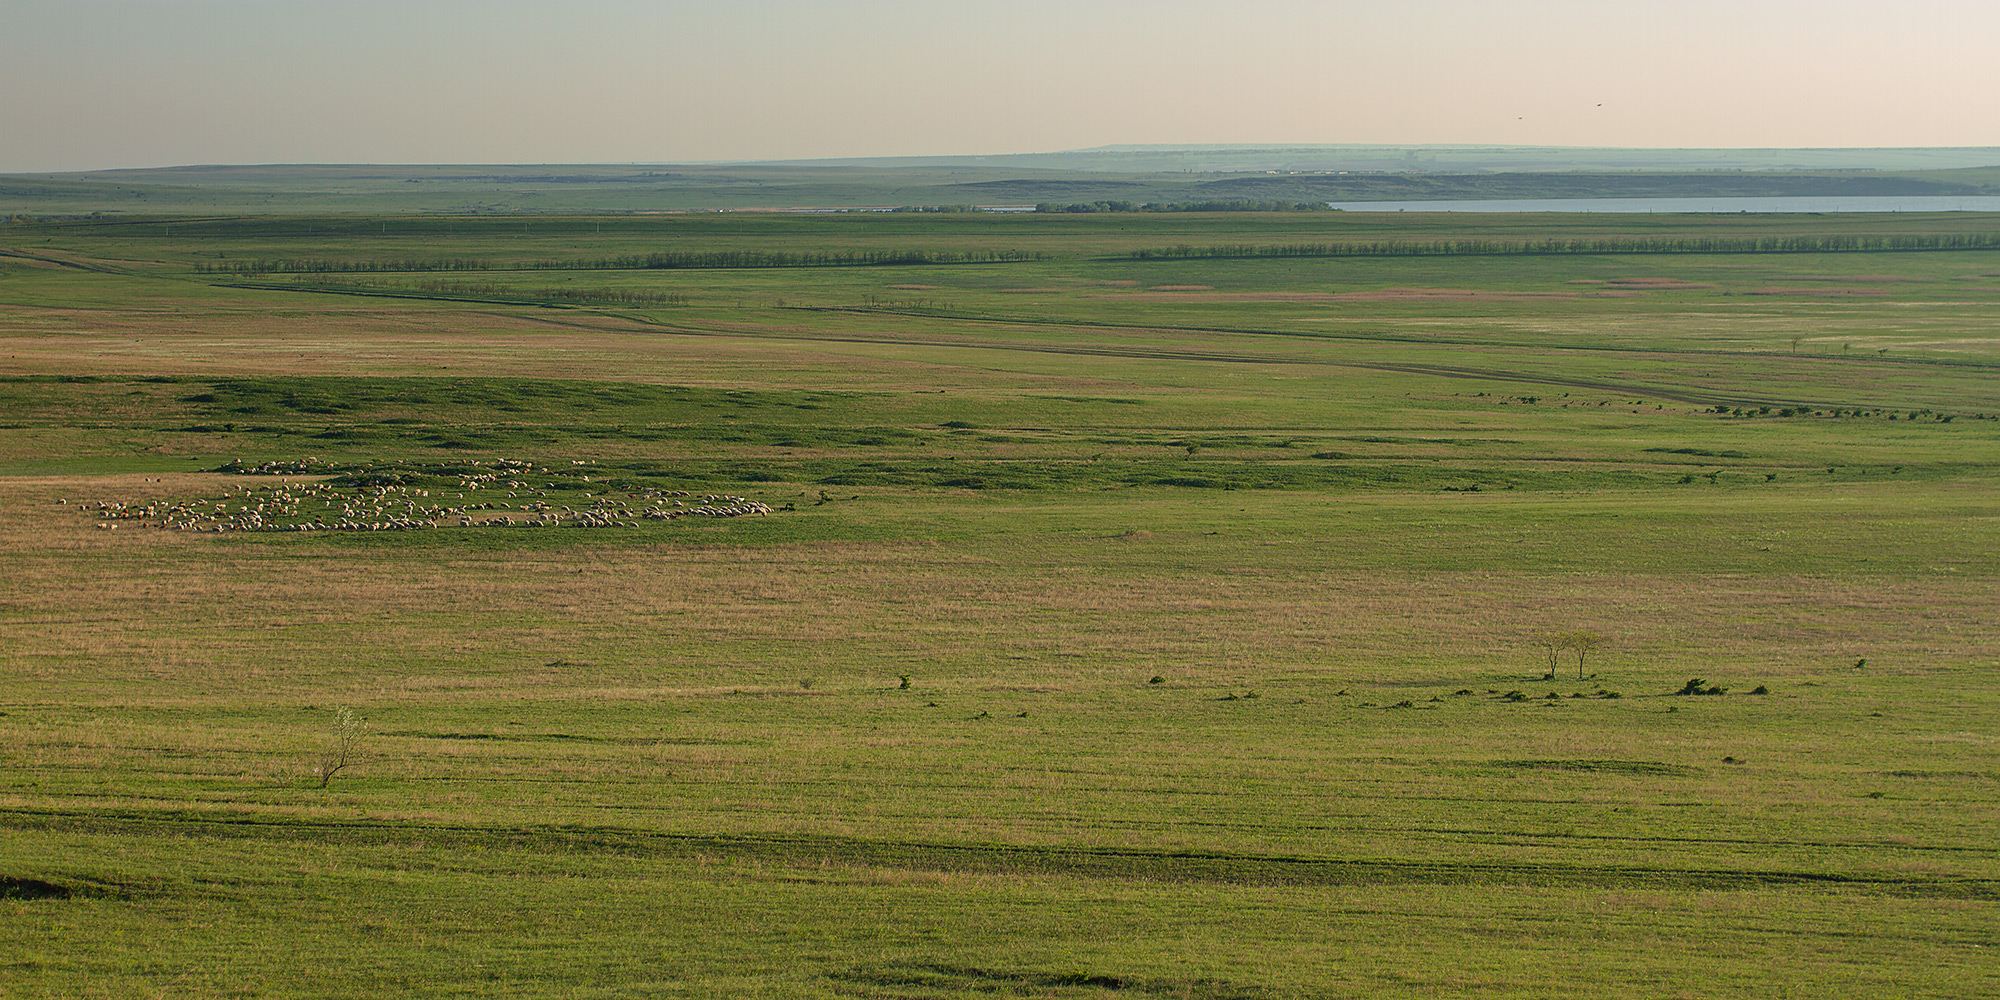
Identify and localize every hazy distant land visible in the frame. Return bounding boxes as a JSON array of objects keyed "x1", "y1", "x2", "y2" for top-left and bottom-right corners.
[{"x1": 6, "y1": 145, "x2": 1999, "y2": 215}]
